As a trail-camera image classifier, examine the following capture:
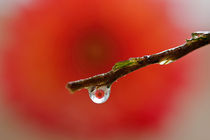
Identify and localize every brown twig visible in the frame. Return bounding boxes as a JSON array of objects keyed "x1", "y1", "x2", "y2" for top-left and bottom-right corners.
[{"x1": 66, "y1": 31, "x2": 210, "y2": 93}]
